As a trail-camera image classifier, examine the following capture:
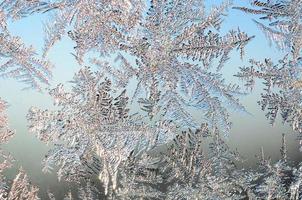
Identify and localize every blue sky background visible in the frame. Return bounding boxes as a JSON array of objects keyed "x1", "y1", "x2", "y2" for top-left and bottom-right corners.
[{"x1": 0, "y1": 0, "x2": 300, "y2": 198}]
